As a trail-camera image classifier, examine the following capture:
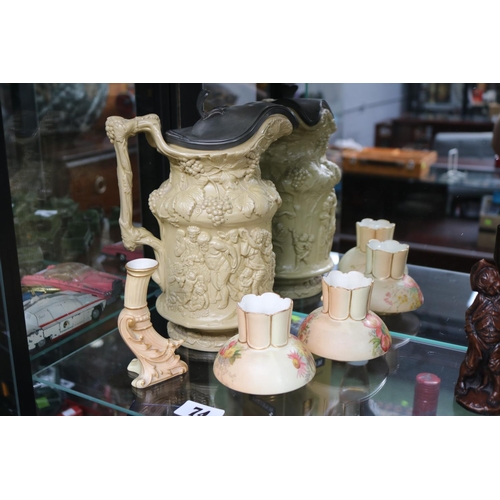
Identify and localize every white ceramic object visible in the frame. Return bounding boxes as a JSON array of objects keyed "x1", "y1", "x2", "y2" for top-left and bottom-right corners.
[
  {"x1": 213, "y1": 293, "x2": 316, "y2": 395},
  {"x1": 338, "y1": 218, "x2": 395, "y2": 273},
  {"x1": 298, "y1": 270, "x2": 392, "y2": 362},
  {"x1": 118, "y1": 258, "x2": 187, "y2": 388},
  {"x1": 365, "y1": 239, "x2": 423, "y2": 314}
]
